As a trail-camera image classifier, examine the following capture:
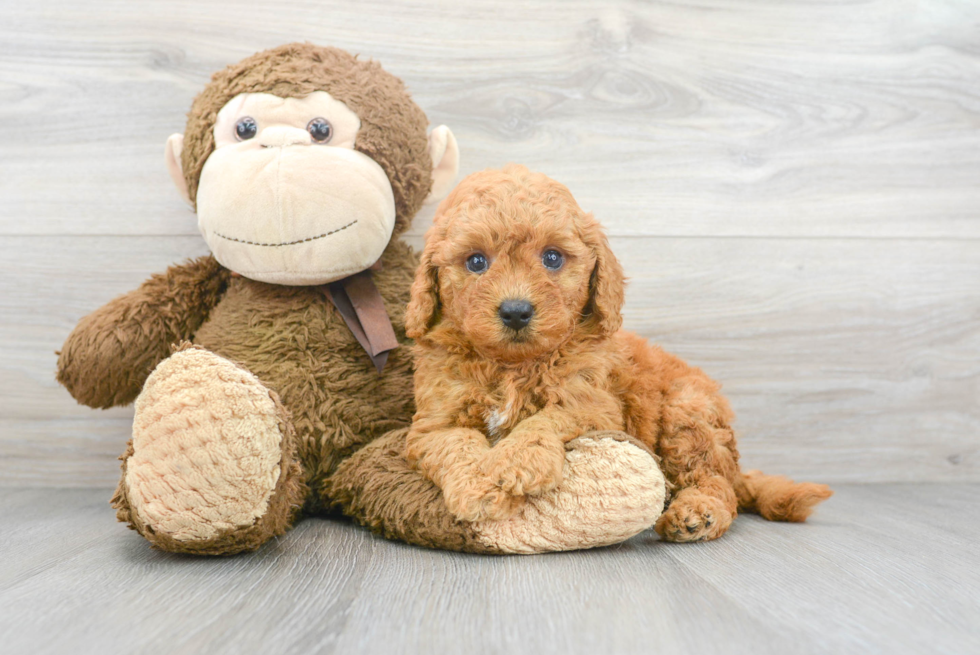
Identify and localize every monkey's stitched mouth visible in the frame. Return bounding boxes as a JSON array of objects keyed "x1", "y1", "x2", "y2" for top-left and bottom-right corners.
[{"x1": 214, "y1": 219, "x2": 358, "y2": 247}]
